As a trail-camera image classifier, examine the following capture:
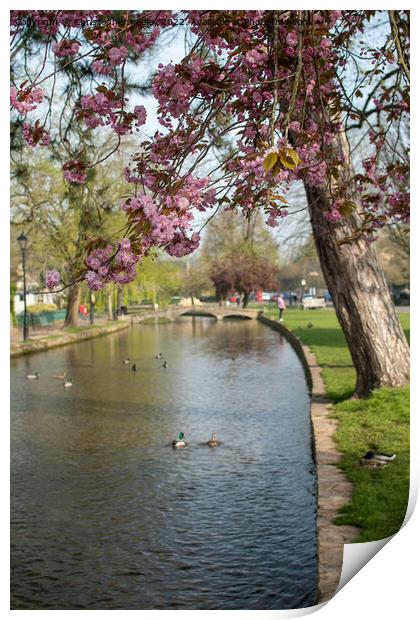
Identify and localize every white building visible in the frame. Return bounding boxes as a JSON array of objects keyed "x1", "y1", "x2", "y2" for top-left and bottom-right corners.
[{"x1": 14, "y1": 291, "x2": 57, "y2": 315}]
